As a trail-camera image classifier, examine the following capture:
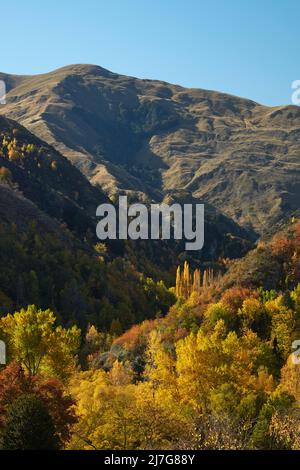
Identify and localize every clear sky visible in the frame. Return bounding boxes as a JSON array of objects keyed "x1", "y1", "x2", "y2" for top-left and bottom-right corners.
[{"x1": 2, "y1": 0, "x2": 299, "y2": 105}]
